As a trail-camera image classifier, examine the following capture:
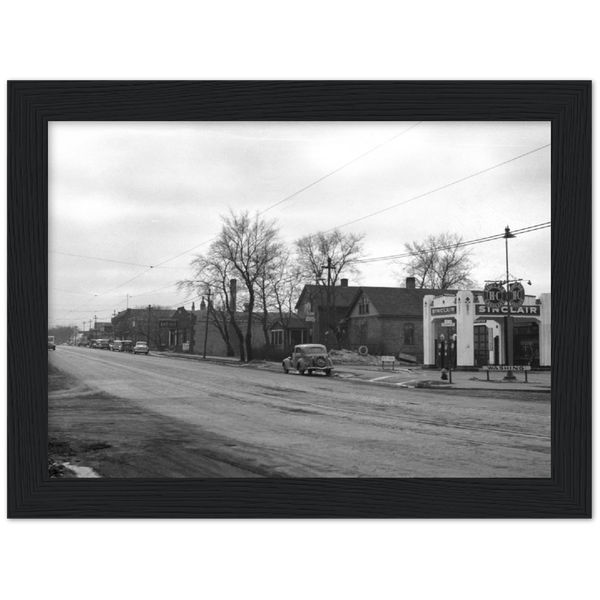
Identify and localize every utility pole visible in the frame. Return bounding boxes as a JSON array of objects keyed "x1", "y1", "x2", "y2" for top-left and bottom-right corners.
[
  {"x1": 321, "y1": 256, "x2": 334, "y2": 349},
  {"x1": 503, "y1": 226, "x2": 517, "y2": 381},
  {"x1": 203, "y1": 288, "x2": 211, "y2": 359},
  {"x1": 190, "y1": 302, "x2": 195, "y2": 354},
  {"x1": 147, "y1": 305, "x2": 151, "y2": 345}
]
